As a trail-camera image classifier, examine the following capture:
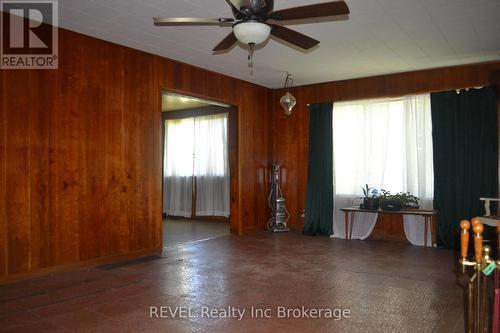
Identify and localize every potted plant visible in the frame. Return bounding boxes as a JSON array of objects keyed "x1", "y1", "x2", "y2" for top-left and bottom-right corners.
[
  {"x1": 397, "y1": 192, "x2": 420, "y2": 209},
  {"x1": 379, "y1": 189, "x2": 420, "y2": 211},
  {"x1": 361, "y1": 184, "x2": 380, "y2": 210}
]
